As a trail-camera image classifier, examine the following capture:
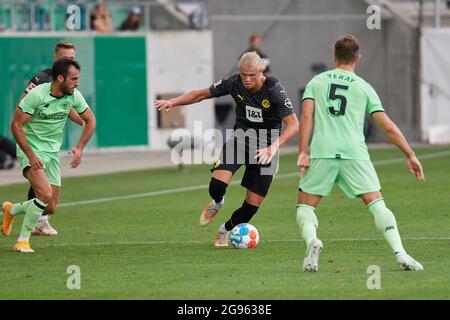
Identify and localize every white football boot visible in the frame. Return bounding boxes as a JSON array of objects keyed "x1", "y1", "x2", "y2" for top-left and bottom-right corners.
[
  {"x1": 303, "y1": 239, "x2": 323, "y2": 272},
  {"x1": 32, "y1": 219, "x2": 58, "y2": 236},
  {"x1": 396, "y1": 253, "x2": 424, "y2": 271}
]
